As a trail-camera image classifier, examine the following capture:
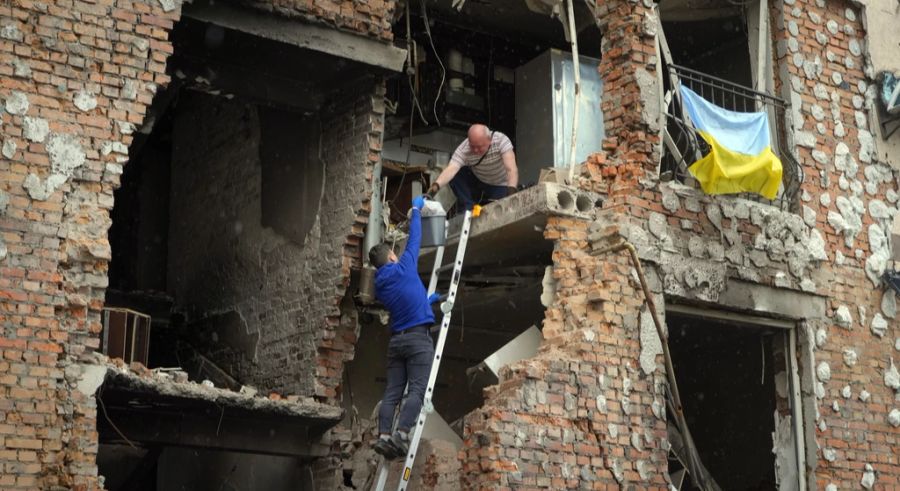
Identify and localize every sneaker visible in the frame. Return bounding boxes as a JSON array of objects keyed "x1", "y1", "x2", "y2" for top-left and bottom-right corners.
[
  {"x1": 390, "y1": 432, "x2": 410, "y2": 457},
  {"x1": 373, "y1": 438, "x2": 401, "y2": 459}
]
